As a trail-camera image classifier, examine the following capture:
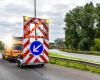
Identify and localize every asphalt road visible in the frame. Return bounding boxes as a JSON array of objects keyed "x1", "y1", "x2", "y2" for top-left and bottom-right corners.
[
  {"x1": 0, "y1": 59, "x2": 100, "y2": 80},
  {"x1": 49, "y1": 49, "x2": 100, "y2": 62}
]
